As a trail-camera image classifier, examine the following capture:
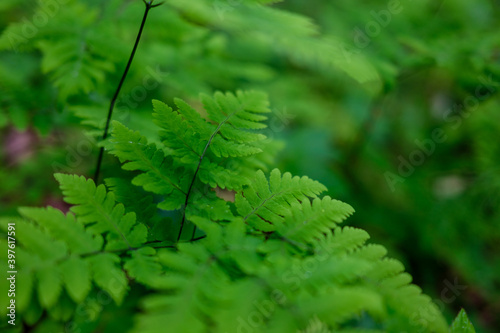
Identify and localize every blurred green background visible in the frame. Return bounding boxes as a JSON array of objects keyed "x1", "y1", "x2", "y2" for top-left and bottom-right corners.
[{"x1": 1, "y1": 0, "x2": 499, "y2": 332}]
